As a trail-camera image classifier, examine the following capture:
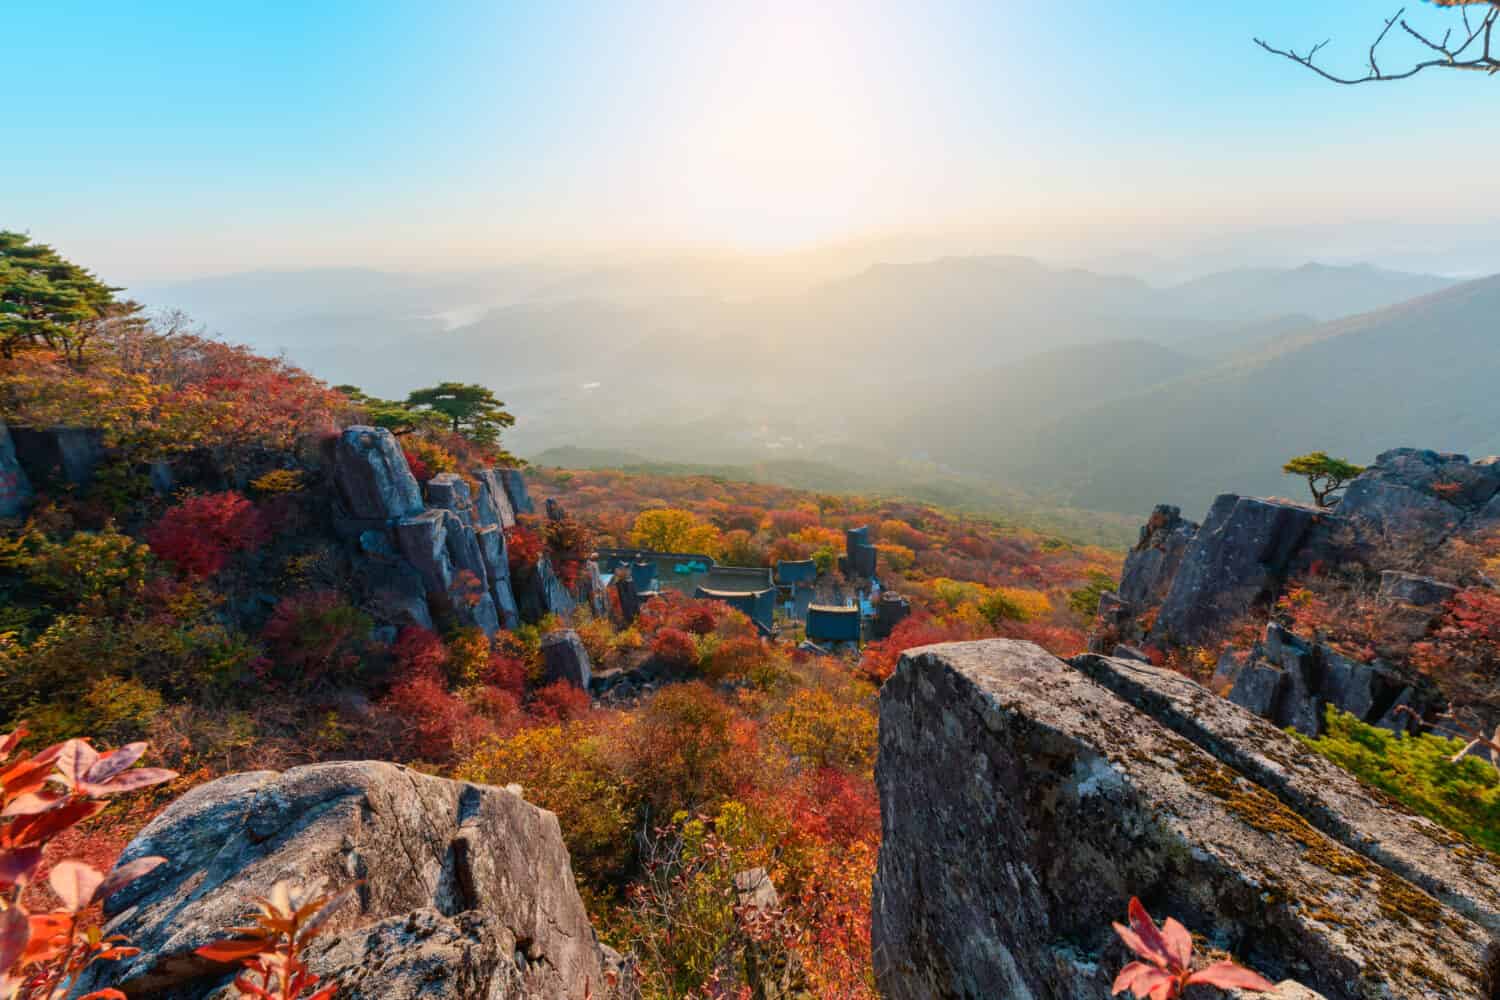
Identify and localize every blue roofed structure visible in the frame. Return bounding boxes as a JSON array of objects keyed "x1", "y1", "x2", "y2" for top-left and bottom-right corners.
[
  {"x1": 806, "y1": 604, "x2": 862, "y2": 643},
  {"x1": 695, "y1": 586, "x2": 776, "y2": 634},
  {"x1": 775, "y1": 559, "x2": 818, "y2": 587}
]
